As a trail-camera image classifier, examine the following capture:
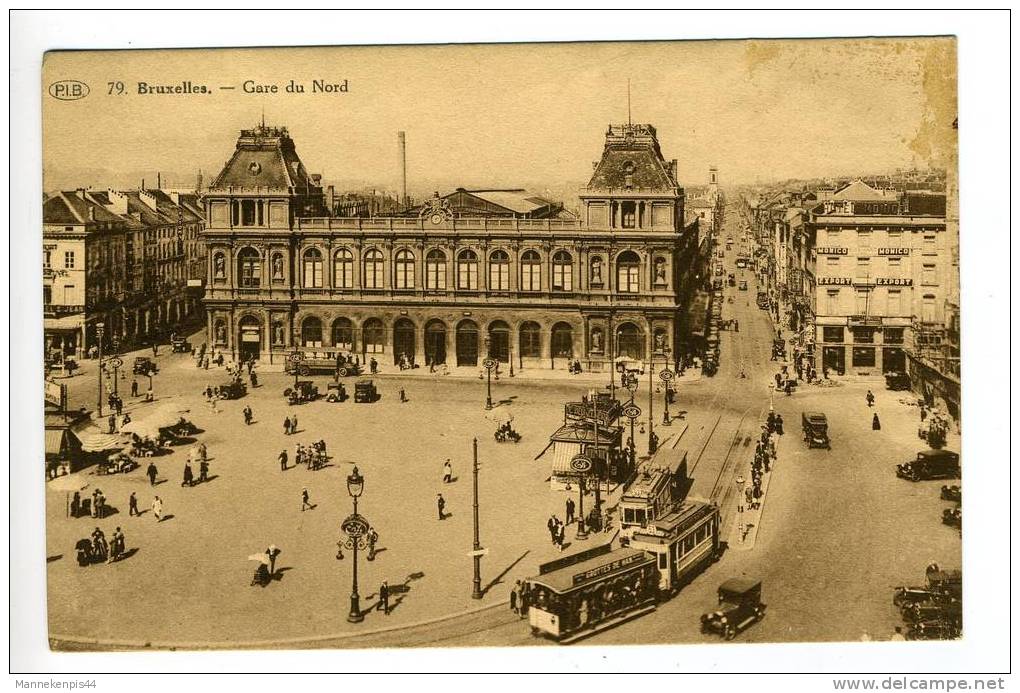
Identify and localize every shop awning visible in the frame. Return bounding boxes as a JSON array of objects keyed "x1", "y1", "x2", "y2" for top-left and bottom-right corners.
[
  {"x1": 550, "y1": 442, "x2": 583, "y2": 475},
  {"x1": 78, "y1": 427, "x2": 128, "y2": 452},
  {"x1": 44, "y1": 315, "x2": 84, "y2": 331},
  {"x1": 45, "y1": 429, "x2": 66, "y2": 456}
]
